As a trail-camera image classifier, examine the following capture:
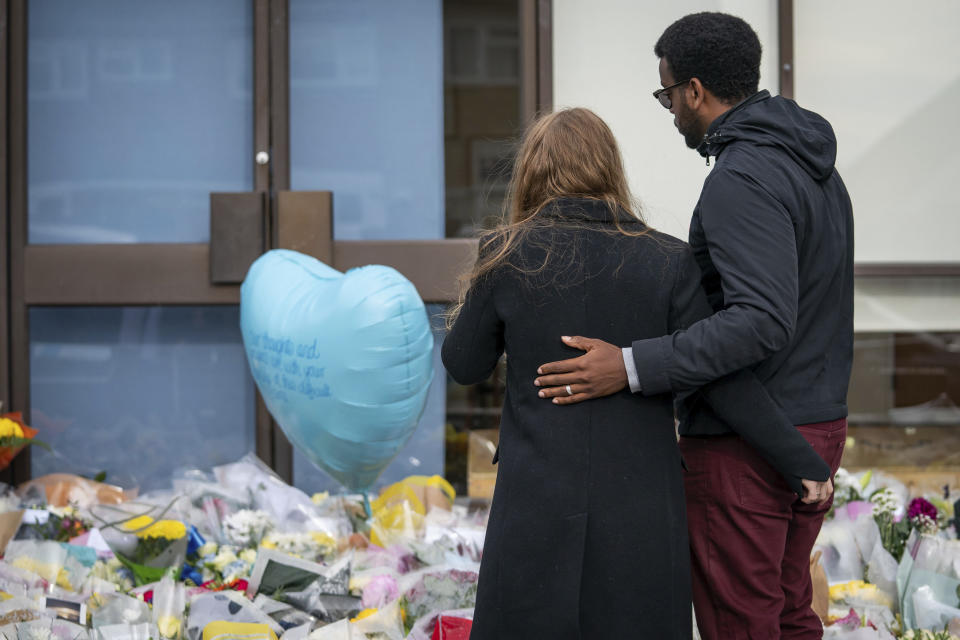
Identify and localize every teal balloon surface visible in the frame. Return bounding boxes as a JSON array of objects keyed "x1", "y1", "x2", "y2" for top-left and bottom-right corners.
[{"x1": 240, "y1": 249, "x2": 434, "y2": 492}]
